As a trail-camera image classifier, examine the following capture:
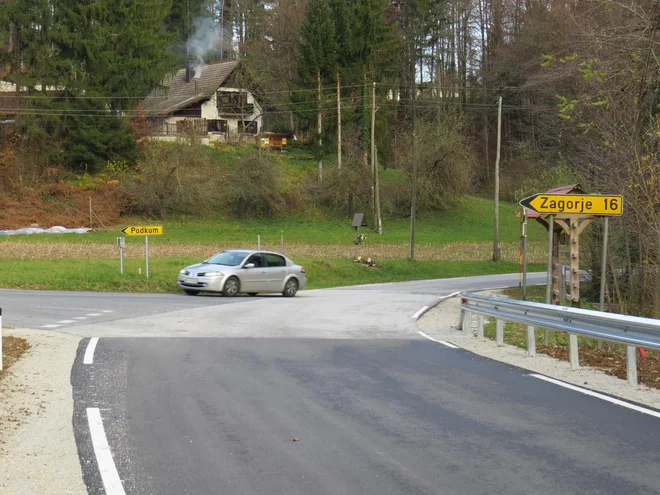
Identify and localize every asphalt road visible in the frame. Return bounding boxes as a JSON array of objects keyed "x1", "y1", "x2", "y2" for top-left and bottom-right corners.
[{"x1": 6, "y1": 272, "x2": 660, "y2": 494}]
